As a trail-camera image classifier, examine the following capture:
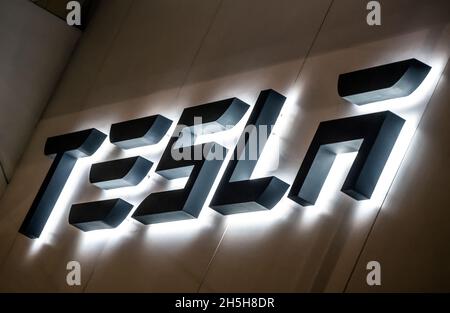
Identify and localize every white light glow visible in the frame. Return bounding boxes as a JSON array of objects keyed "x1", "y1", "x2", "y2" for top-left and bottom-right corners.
[
  {"x1": 349, "y1": 57, "x2": 447, "y2": 217},
  {"x1": 29, "y1": 159, "x2": 89, "y2": 256},
  {"x1": 354, "y1": 59, "x2": 445, "y2": 115},
  {"x1": 194, "y1": 108, "x2": 252, "y2": 150},
  {"x1": 29, "y1": 135, "x2": 175, "y2": 254},
  {"x1": 26, "y1": 54, "x2": 446, "y2": 255},
  {"x1": 224, "y1": 197, "x2": 294, "y2": 229},
  {"x1": 299, "y1": 152, "x2": 358, "y2": 227},
  {"x1": 252, "y1": 88, "x2": 302, "y2": 178},
  {"x1": 271, "y1": 88, "x2": 302, "y2": 139}
]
